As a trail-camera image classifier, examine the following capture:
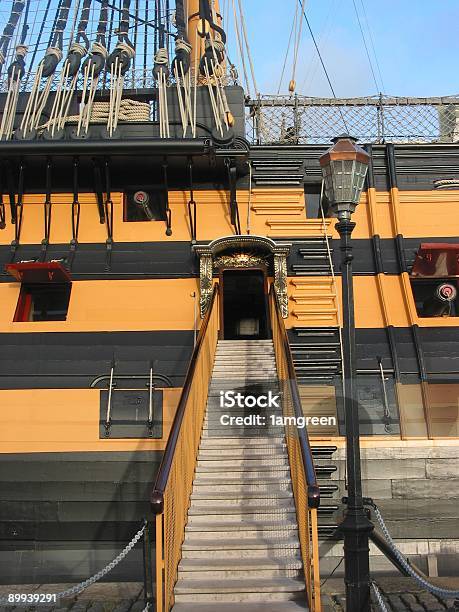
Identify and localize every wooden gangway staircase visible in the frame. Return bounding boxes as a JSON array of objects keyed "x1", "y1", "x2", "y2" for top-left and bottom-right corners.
[
  {"x1": 151, "y1": 286, "x2": 322, "y2": 612},
  {"x1": 173, "y1": 340, "x2": 307, "y2": 610}
]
